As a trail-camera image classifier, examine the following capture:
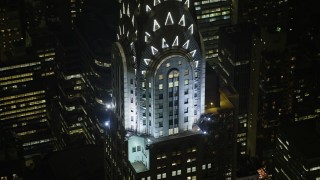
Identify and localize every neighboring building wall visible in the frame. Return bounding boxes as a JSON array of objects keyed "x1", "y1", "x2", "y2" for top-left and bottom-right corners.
[
  {"x1": 217, "y1": 24, "x2": 254, "y2": 157},
  {"x1": 0, "y1": 1, "x2": 23, "y2": 61},
  {"x1": 0, "y1": 56, "x2": 55, "y2": 156},
  {"x1": 194, "y1": 0, "x2": 232, "y2": 67}
]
